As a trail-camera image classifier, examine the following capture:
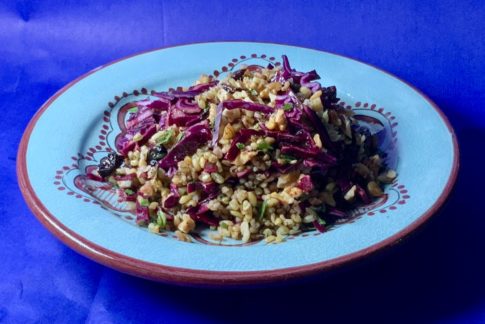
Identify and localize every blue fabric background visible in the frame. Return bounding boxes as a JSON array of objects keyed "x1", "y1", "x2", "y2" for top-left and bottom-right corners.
[{"x1": 1, "y1": 0, "x2": 484, "y2": 322}]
